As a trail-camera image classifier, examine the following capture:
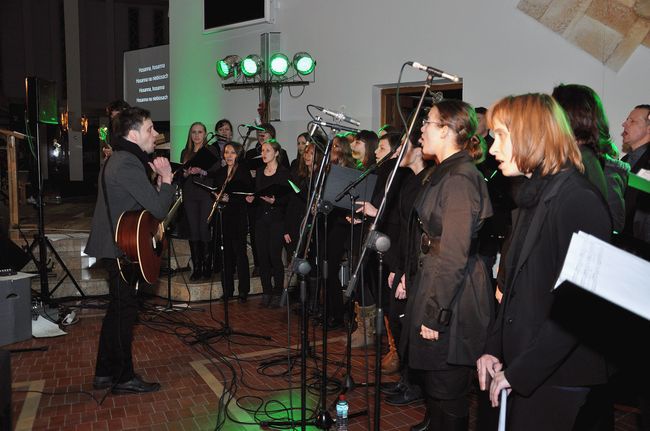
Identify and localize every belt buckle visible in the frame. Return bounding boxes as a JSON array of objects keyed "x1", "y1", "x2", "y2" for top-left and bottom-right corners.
[{"x1": 420, "y1": 232, "x2": 431, "y2": 255}]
